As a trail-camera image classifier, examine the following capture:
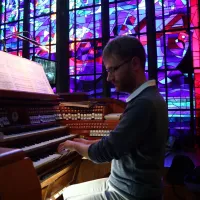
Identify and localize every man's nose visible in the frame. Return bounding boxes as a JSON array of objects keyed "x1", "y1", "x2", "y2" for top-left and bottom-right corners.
[{"x1": 107, "y1": 72, "x2": 113, "y2": 82}]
